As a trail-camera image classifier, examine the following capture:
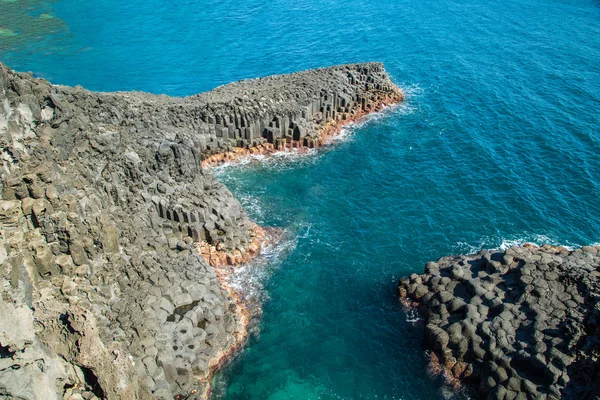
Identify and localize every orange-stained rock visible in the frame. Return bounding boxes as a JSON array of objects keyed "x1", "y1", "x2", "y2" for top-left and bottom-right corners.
[{"x1": 201, "y1": 91, "x2": 403, "y2": 168}]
